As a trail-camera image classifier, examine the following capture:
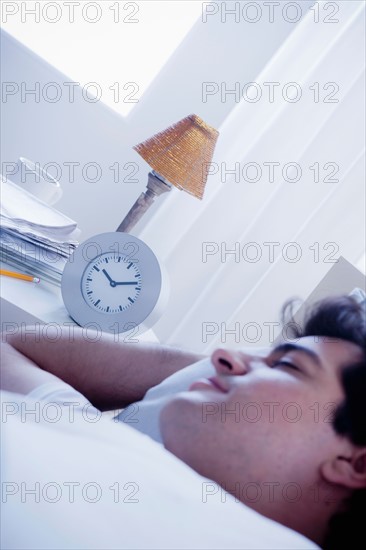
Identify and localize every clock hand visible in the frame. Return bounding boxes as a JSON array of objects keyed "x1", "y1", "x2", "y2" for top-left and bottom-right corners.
[
  {"x1": 114, "y1": 281, "x2": 139, "y2": 286},
  {"x1": 102, "y1": 269, "x2": 117, "y2": 287},
  {"x1": 102, "y1": 269, "x2": 114, "y2": 283}
]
